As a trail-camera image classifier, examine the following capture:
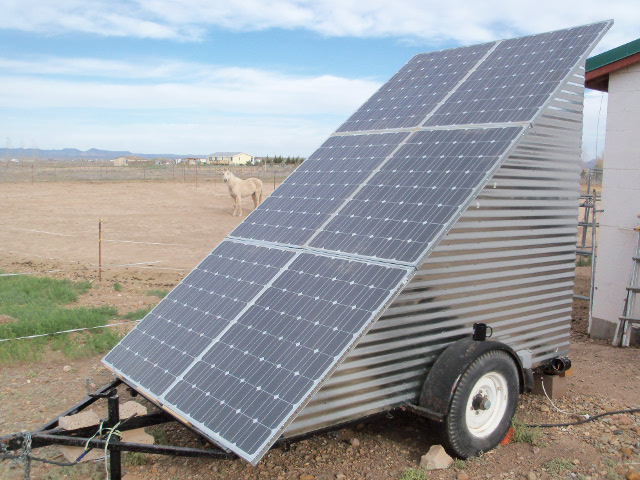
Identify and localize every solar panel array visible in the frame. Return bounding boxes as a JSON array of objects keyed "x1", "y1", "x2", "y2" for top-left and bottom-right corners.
[{"x1": 104, "y1": 21, "x2": 611, "y2": 465}]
